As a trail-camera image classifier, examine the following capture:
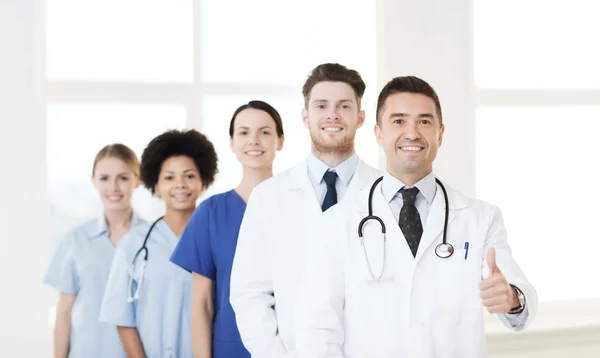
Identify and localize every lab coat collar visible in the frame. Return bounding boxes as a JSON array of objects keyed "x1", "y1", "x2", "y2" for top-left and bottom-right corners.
[
  {"x1": 288, "y1": 159, "x2": 310, "y2": 190},
  {"x1": 287, "y1": 156, "x2": 376, "y2": 214},
  {"x1": 306, "y1": 152, "x2": 358, "y2": 188},
  {"x1": 357, "y1": 177, "x2": 469, "y2": 262}
]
